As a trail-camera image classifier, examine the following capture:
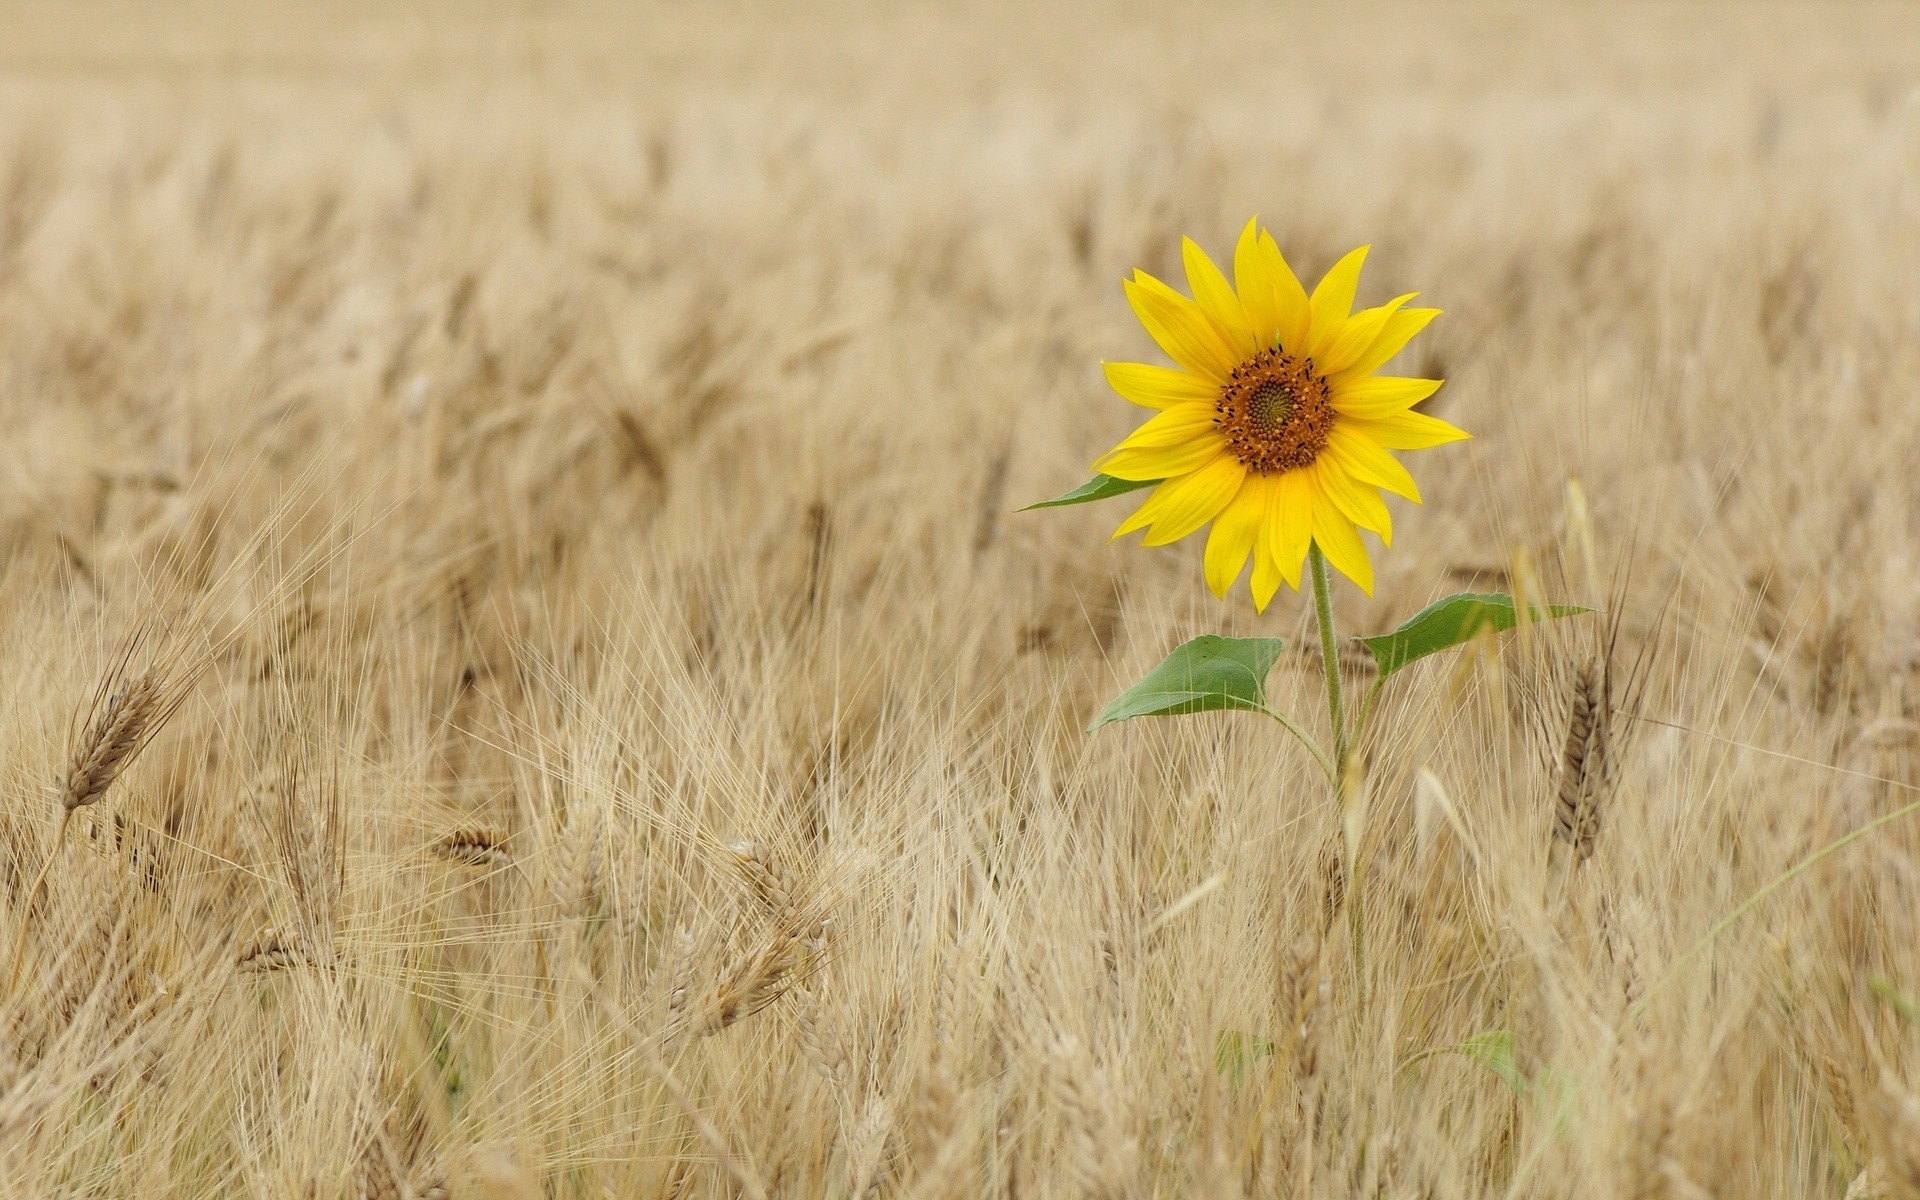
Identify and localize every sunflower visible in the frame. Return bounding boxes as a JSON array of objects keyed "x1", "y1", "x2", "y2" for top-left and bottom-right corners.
[{"x1": 1095, "y1": 218, "x2": 1467, "y2": 608}]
